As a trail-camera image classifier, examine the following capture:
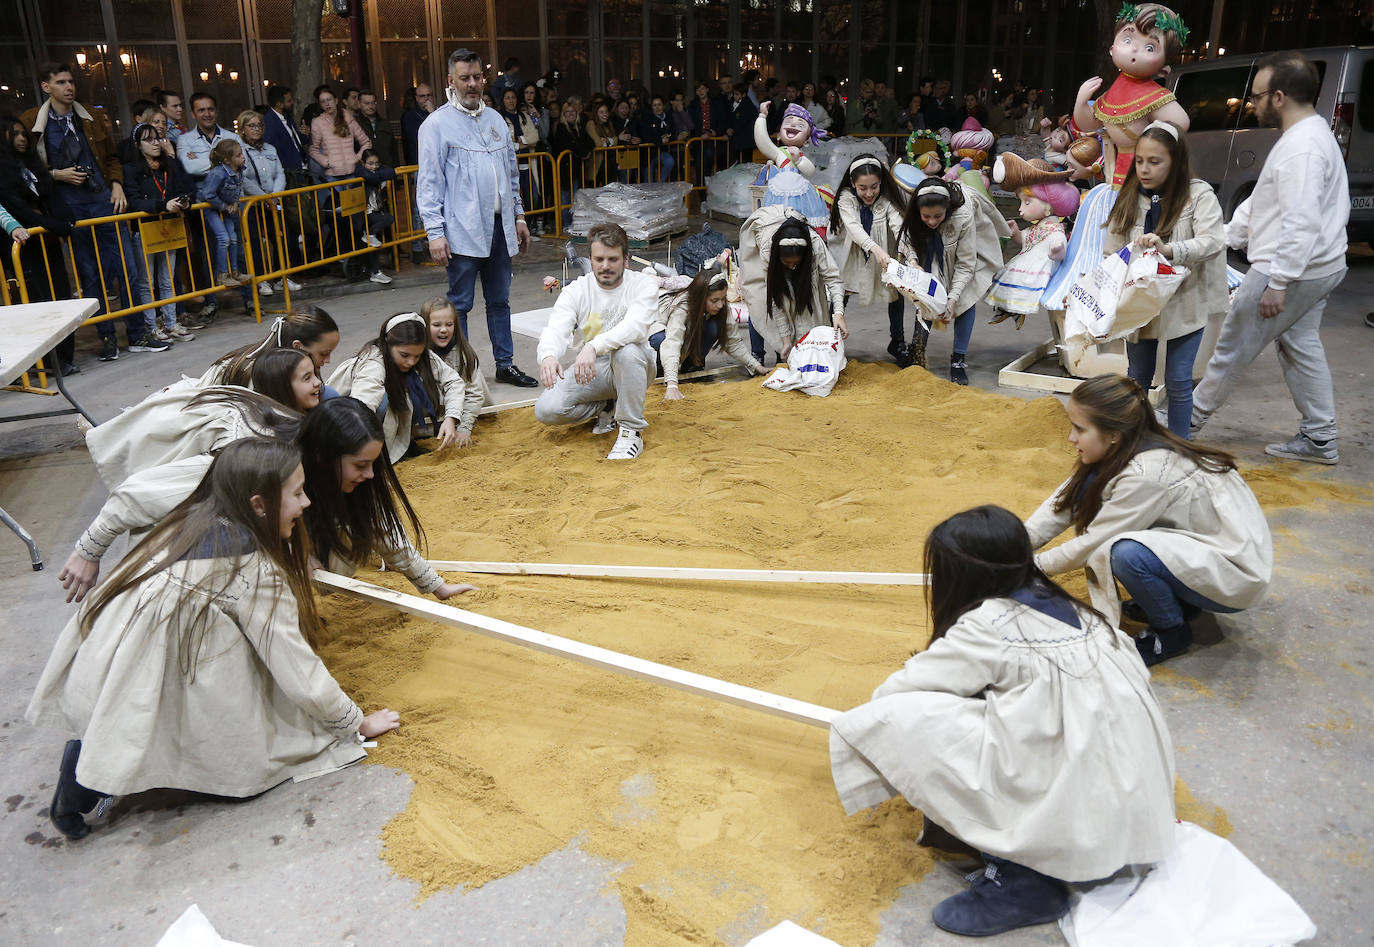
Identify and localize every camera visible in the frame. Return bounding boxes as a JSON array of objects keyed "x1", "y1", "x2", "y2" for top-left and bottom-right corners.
[{"x1": 73, "y1": 164, "x2": 101, "y2": 191}]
